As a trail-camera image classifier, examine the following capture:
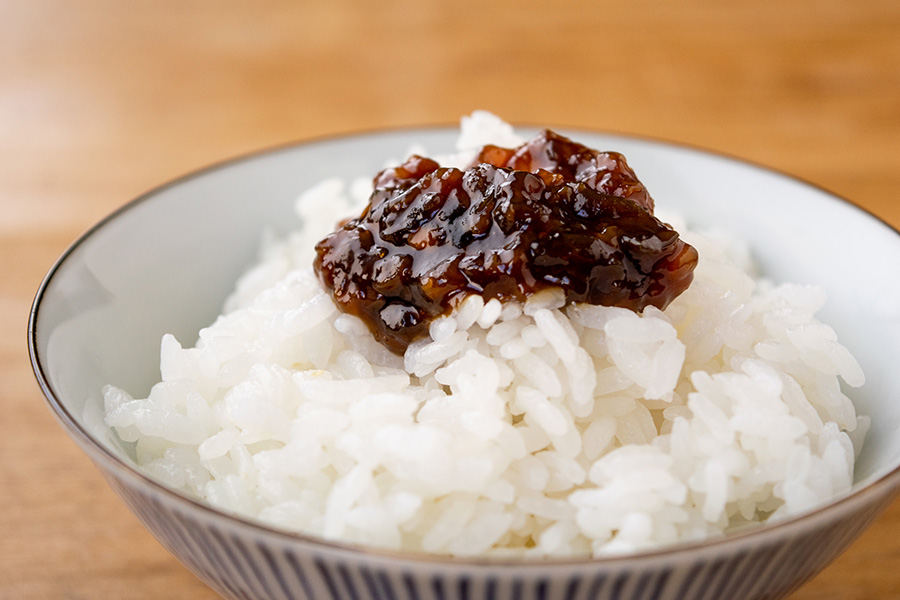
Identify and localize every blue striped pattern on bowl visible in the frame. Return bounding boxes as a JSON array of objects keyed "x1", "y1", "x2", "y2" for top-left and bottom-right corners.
[{"x1": 98, "y1": 458, "x2": 900, "y2": 600}]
